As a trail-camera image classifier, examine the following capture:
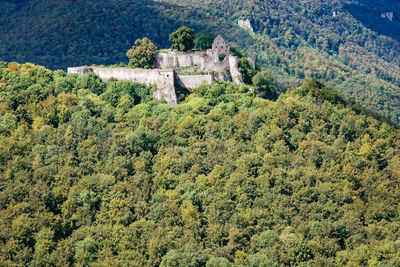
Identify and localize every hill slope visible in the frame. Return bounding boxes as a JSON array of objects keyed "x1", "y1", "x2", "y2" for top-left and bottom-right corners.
[
  {"x1": 1, "y1": 0, "x2": 400, "y2": 124},
  {"x1": 1, "y1": 63, "x2": 400, "y2": 266},
  {"x1": 158, "y1": 0, "x2": 400, "y2": 124}
]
